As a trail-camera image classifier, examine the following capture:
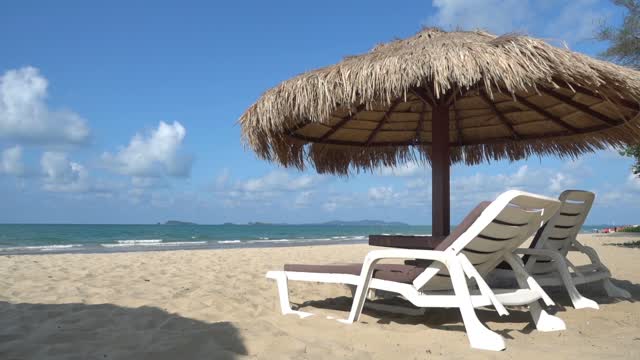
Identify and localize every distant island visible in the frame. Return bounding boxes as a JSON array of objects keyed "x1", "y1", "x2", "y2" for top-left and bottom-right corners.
[
  {"x1": 246, "y1": 220, "x2": 410, "y2": 226},
  {"x1": 158, "y1": 220, "x2": 411, "y2": 226},
  {"x1": 161, "y1": 220, "x2": 197, "y2": 225}
]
